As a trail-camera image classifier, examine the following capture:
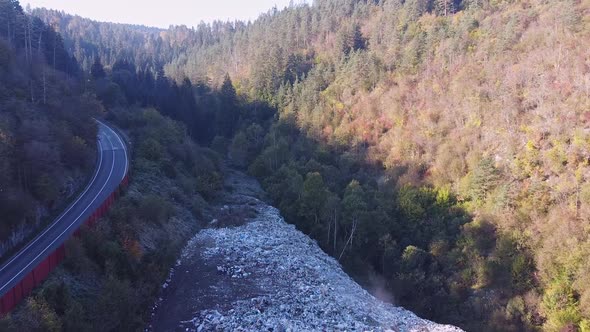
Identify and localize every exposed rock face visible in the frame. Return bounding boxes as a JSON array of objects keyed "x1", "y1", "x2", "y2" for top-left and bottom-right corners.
[{"x1": 149, "y1": 169, "x2": 463, "y2": 332}]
